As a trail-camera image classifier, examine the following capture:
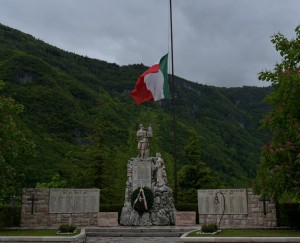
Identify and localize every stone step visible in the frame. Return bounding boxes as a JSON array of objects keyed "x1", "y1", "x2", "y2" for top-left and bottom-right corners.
[
  {"x1": 86, "y1": 227, "x2": 195, "y2": 233},
  {"x1": 87, "y1": 231, "x2": 184, "y2": 237},
  {"x1": 85, "y1": 226, "x2": 198, "y2": 237}
]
